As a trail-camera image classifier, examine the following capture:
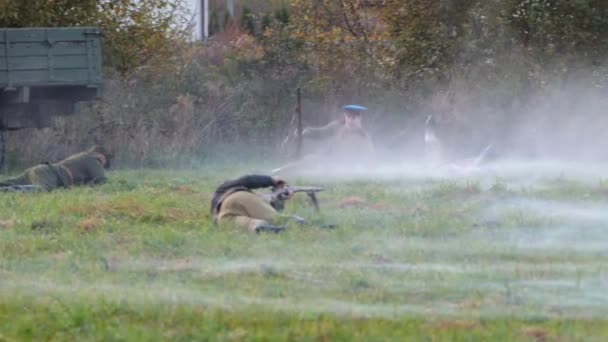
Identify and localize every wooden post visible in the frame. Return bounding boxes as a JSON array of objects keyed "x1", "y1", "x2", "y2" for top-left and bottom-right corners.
[
  {"x1": 201, "y1": 0, "x2": 209, "y2": 40},
  {"x1": 296, "y1": 87, "x2": 303, "y2": 159},
  {"x1": 226, "y1": 0, "x2": 235, "y2": 17}
]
